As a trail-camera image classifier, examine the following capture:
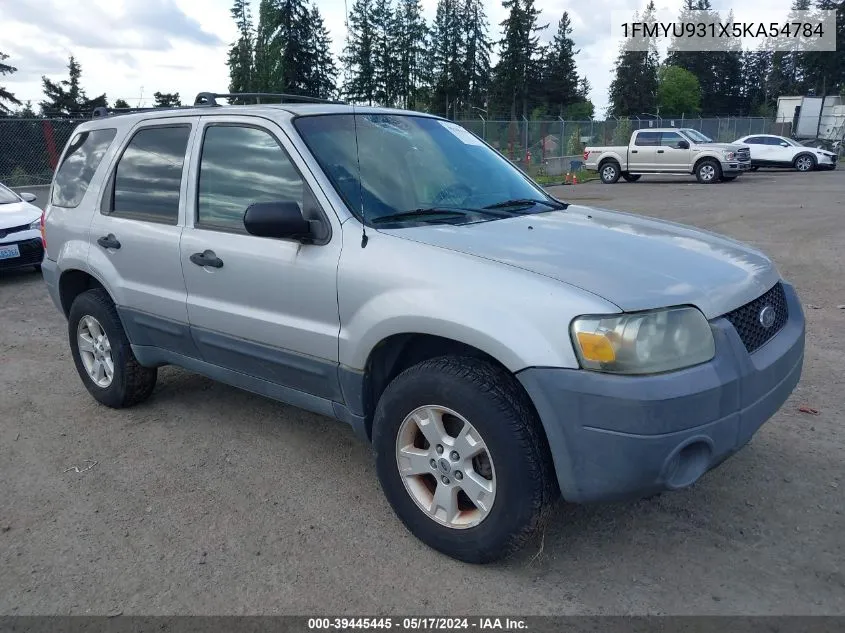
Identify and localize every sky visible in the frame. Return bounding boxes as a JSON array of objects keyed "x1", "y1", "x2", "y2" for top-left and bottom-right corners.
[{"x1": 1, "y1": 0, "x2": 795, "y2": 117}]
